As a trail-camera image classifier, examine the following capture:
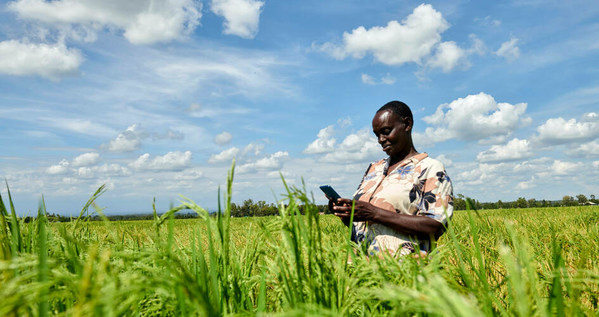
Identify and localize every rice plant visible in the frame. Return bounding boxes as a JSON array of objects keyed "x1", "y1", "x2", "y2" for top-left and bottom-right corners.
[{"x1": 0, "y1": 164, "x2": 598, "y2": 316}]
